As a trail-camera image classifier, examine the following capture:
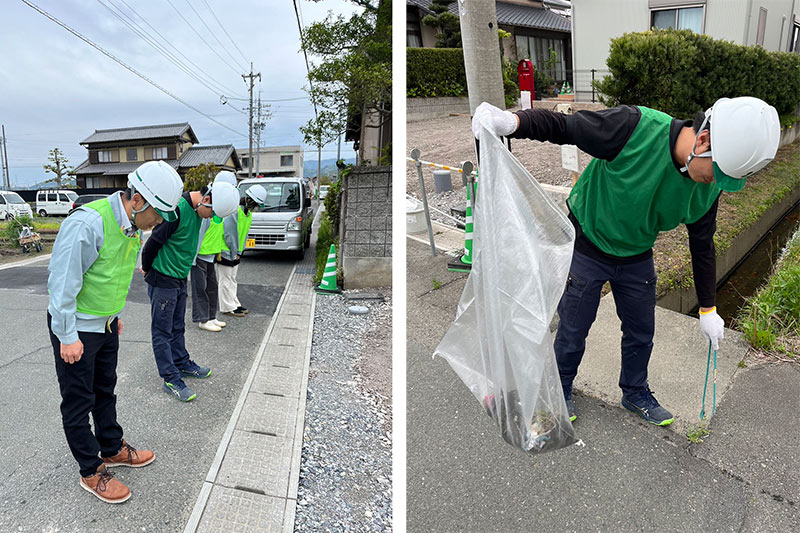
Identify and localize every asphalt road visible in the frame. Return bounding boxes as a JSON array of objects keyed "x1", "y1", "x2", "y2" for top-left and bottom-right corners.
[{"x1": 0, "y1": 245, "x2": 297, "y2": 532}]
